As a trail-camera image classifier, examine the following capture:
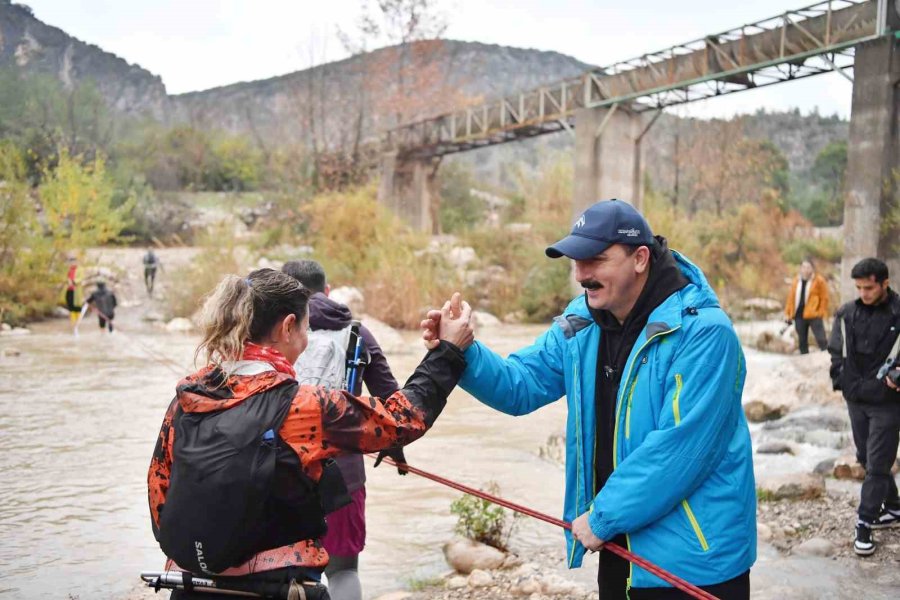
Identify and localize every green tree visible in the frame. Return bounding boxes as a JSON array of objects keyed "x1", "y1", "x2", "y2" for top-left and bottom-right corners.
[{"x1": 39, "y1": 150, "x2": 134, "y2": 253}]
